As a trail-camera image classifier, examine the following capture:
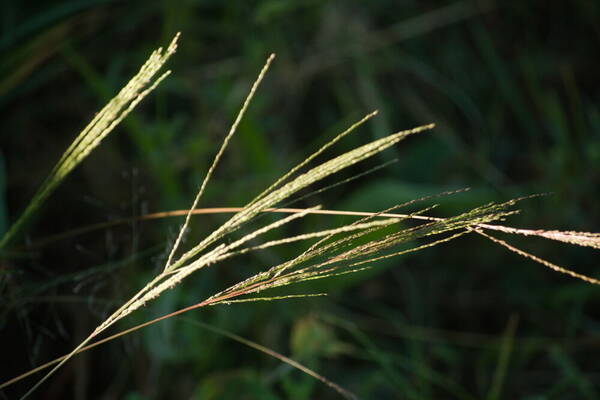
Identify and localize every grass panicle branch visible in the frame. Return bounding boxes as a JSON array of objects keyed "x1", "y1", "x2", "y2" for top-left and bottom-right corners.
[
  {"x1": 475, "y1": 229, "x2": 600, "y2": 285},
  {"x1": 164, "y1": 53, "x2": 276, "y2": 270},
  {"x1": 0, "y1": 33, "x2": 180, "y2": 251},
  {"x1": 248, "y1": 109, "x2": 379, "y2": 207}
]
